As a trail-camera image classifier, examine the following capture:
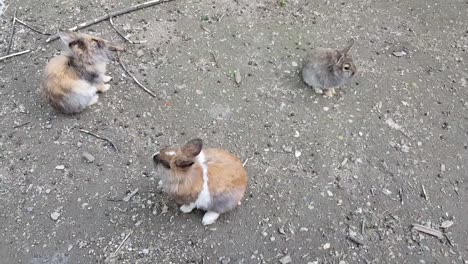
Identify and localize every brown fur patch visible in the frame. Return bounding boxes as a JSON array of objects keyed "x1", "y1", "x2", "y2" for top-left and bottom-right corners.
[
  {"x1": 165, "y1": 164, "x2": 204, "y2": 204},
  {"x1": 204, "y1": 149, "x2": 248, "y2": 196}
]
